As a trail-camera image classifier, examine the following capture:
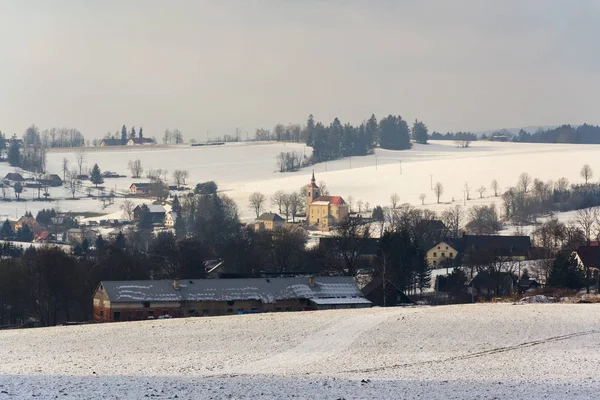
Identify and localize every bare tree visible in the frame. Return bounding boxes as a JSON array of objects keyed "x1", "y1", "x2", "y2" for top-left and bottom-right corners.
[
  {"x1": 357, "y1": 199, "x2": 364, "y2": 213},
  {"x1": 75, "y1": 148, "x2": 86, "y2": 176},
  {"x1": 120, "y1": 199, "x2": 135, "y2": 220},
  {"x1": 65, "y1": 169, "x2": 82, "y2": 199},
  {"x1": 518, "y1": 172, "x2": 532, "y2": 193},
  {"x1": 477, "y1": 186, "x2": 487, "y2": 198},
  {"x1": 441, "y1": 205, "x2": 464, "y2": 238},
  {"x1": 581, "y1": 164, "x2": 593, "y2": 184},
  {"x1": 163, "y1": 129, "x2": 172, "y2": 144},
  {"x1": 287, "y1": 192, "x2": 304, "y2": 222},
  {"x1": 172, "y1": 129, "x2": 184, "y2": 144},
  {"x1": 419, "y1": 193, "x2": 426, "y2": 205},
  {"x1": 390, "y1": 193, "x2": 400, "y2": 209},
  {"x1": 62, "y1": 157, "x2": 69, "y2": 181},
  {"x1": 434, "y1": 182, "x2": 444, "y2": 203},
  {"x1": 347, "y1": 195, "x2": 354, "y2": 212},
  {"x1": 464, "y1": 182, "x2": 471, "y2": 200},
  {"x1": 181, "y1": 170, "x2": 189, "y2": 185},
  {"x1": 248, "y1": 192, "x2": 267, "y2": 217},
  {"x1": 575, "y1": 207, "x2": 599, "y2": 245},
  {"x1": 491, "y1": 179, "x2": 499, "y2": 197},
  {"x1": 556, "y1": 177, "x2": 570, "y2": 191},
  {"x1": 318, "y1": 180, "x2": 330, "y2": 196},
  {"x1": 172, "y1": 169, "x2": 188, "y2": 187},
  {"x1": 271, "y1": 190, "x2": 286, "y2": 214},
  {"x1": 128, "y1": 159, "x2": 144, "y2": 178}
]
